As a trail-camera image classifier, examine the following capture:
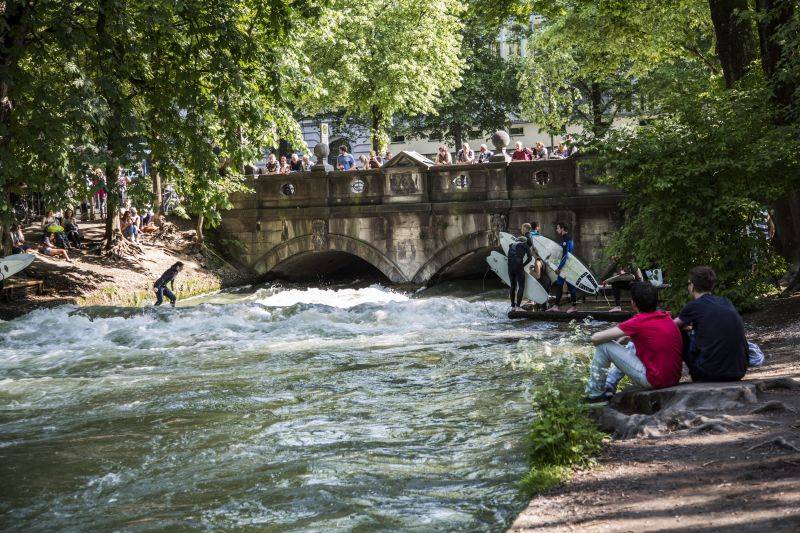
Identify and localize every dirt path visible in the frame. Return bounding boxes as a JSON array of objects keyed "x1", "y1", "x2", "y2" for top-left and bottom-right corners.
[
  {"x1": 1, "y1": 221, "x2": 246, "y2": 320},
  {"x1": 510, "y1": 295, "x2": 800, "y2": 532}
]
